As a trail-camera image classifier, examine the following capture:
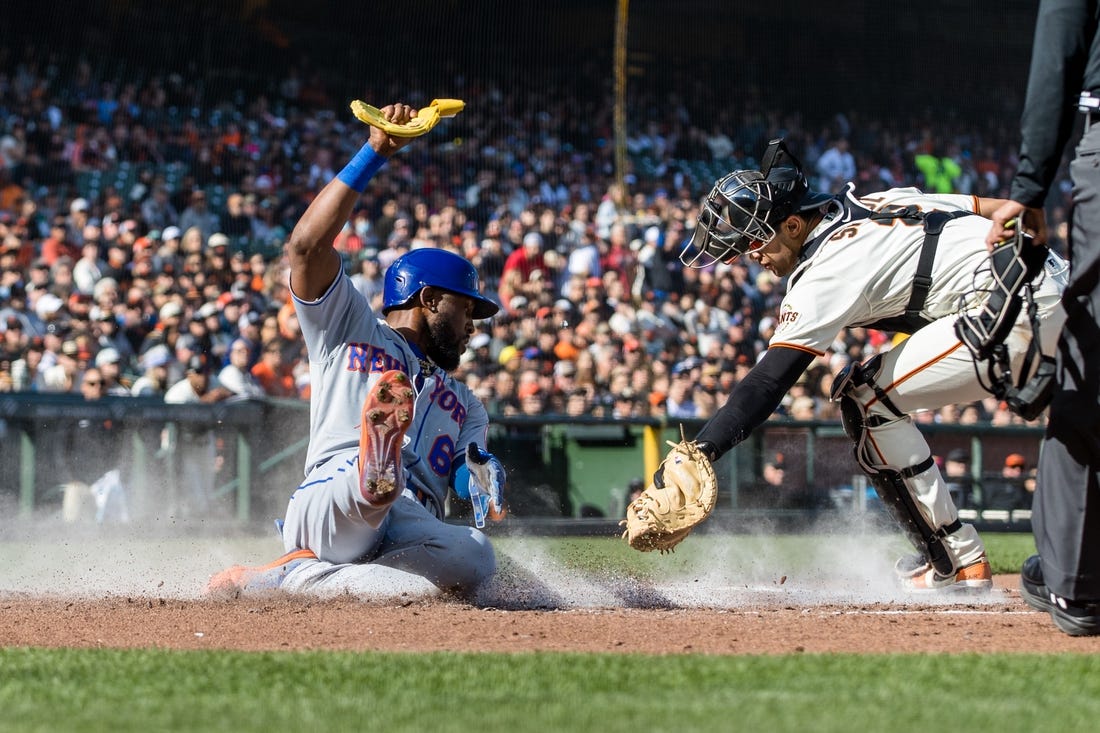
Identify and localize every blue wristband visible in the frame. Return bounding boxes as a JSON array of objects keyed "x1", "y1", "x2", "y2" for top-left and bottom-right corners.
[{"x1": 336, "y1": 143, "x2": 386, "y2": 193}]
